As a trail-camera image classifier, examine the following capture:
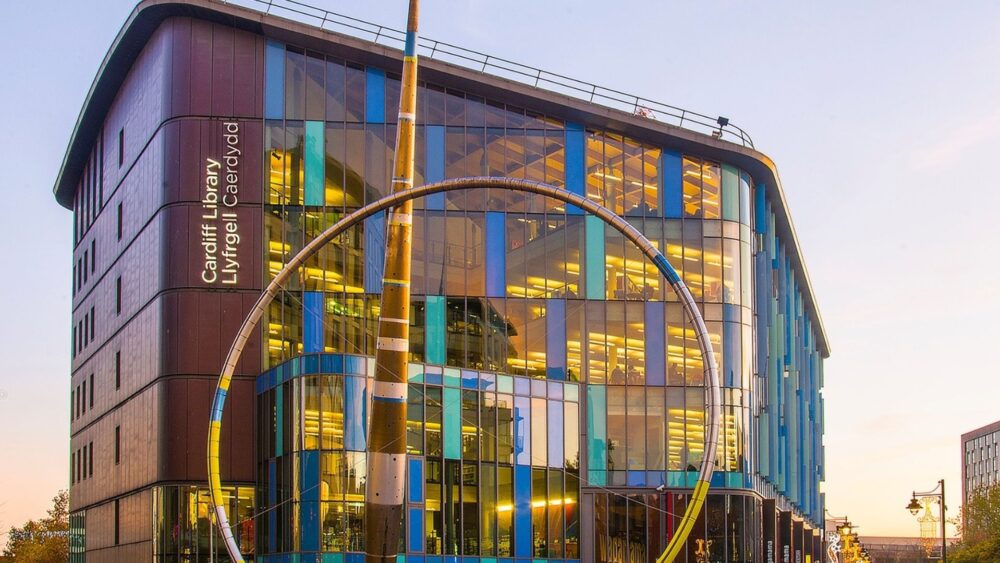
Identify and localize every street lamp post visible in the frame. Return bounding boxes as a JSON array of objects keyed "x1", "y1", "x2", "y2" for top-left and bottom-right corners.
[{"x1": 907, "y1": 479, "x2": 947, "y2": 562}]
